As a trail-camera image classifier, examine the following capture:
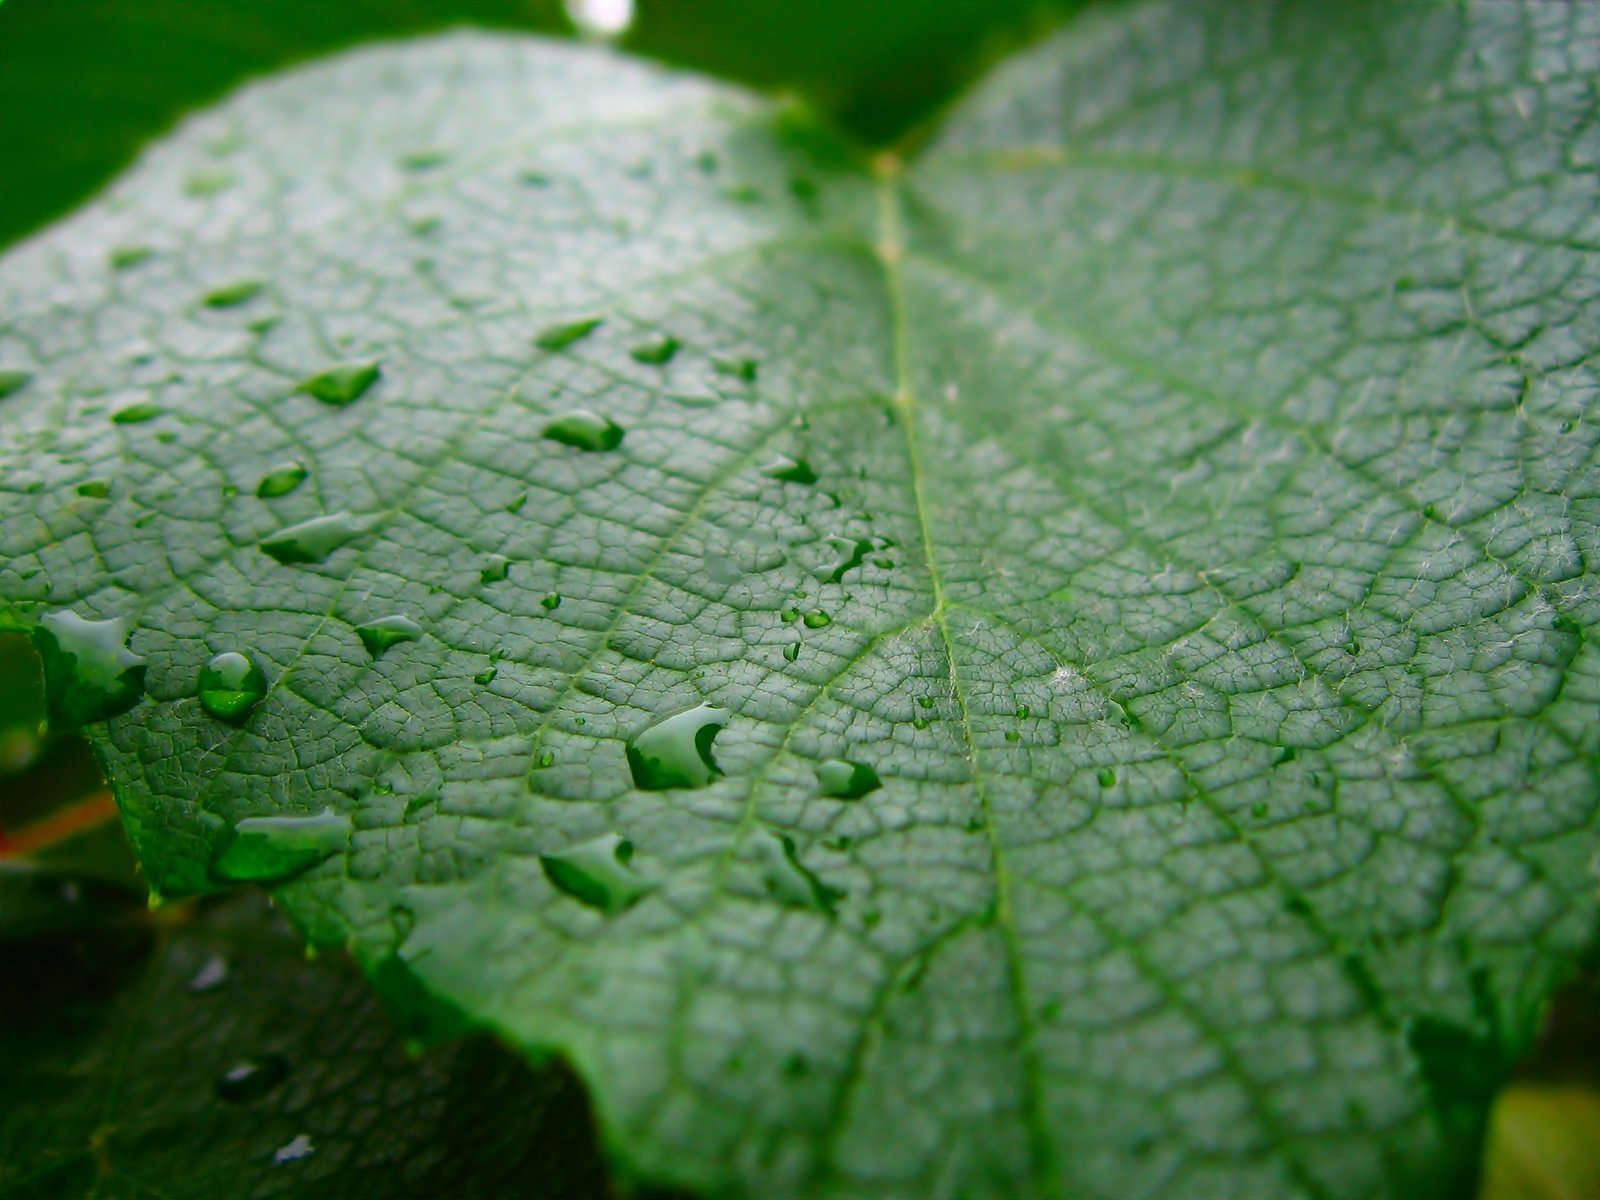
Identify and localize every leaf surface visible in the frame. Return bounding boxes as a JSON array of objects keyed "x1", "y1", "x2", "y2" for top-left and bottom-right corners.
[{"x1": 1, "y1": 2, "x2": 1598, "y2": 1197}]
